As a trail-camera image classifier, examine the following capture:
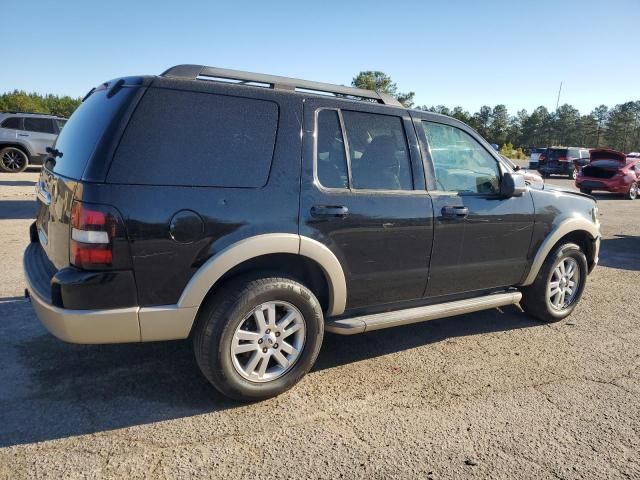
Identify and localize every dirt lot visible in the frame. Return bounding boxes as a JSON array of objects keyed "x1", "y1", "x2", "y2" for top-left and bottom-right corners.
[{"x1": 0, "y1": 169, "x2": 638, "y2": 479}]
